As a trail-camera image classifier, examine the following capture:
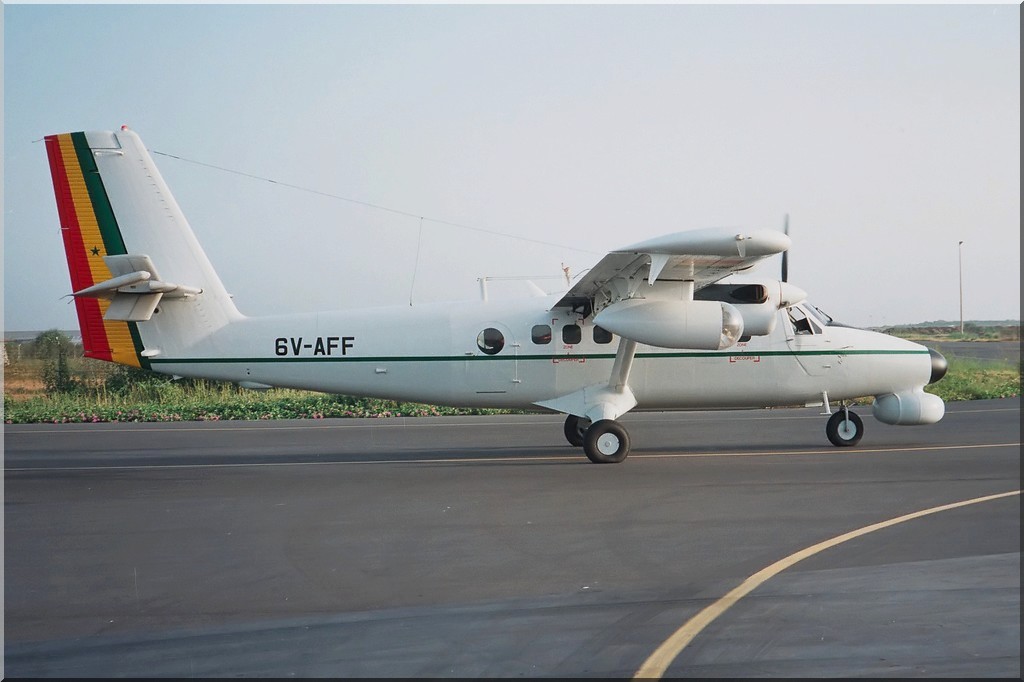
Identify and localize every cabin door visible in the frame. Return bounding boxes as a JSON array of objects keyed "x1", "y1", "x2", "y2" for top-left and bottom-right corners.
[{"x1": 465, "y1": 322, "x2": 519, "y2": 397}]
